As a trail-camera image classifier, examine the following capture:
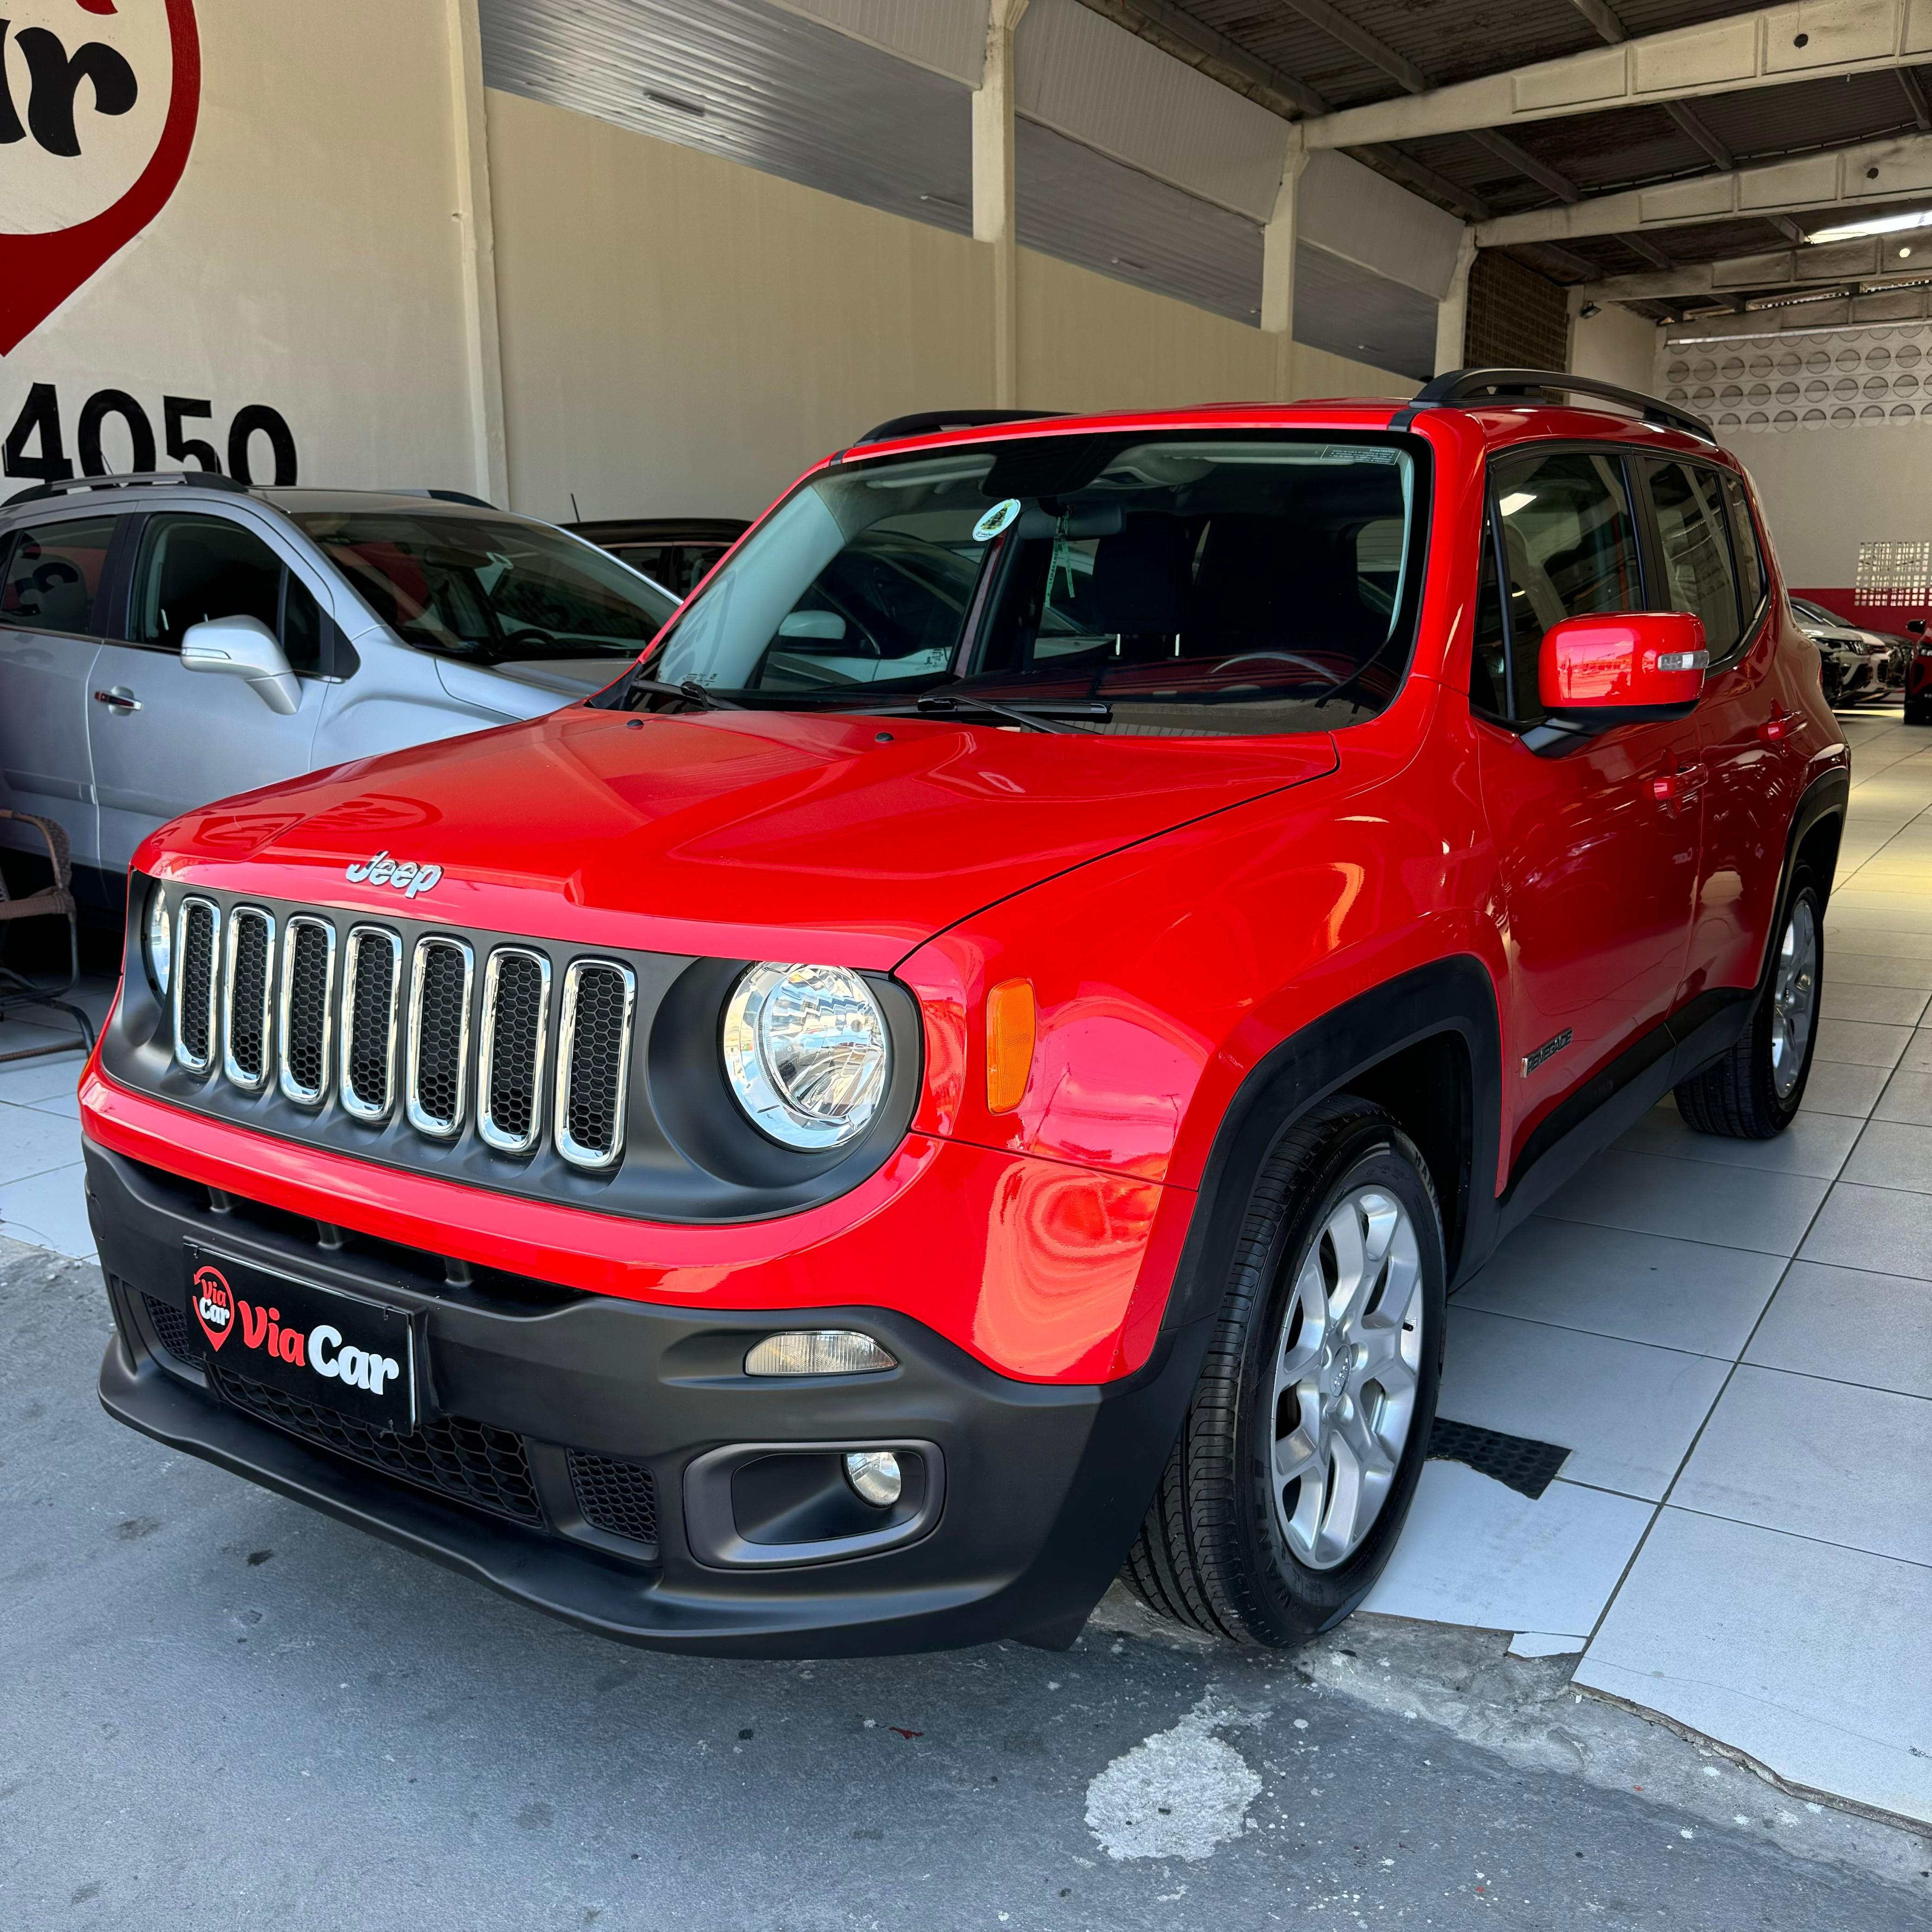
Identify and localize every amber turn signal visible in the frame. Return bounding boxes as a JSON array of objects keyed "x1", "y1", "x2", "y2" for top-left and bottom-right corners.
[{"x1": 985, "y1": 978, "x2": 1037, "y2": 1114}]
